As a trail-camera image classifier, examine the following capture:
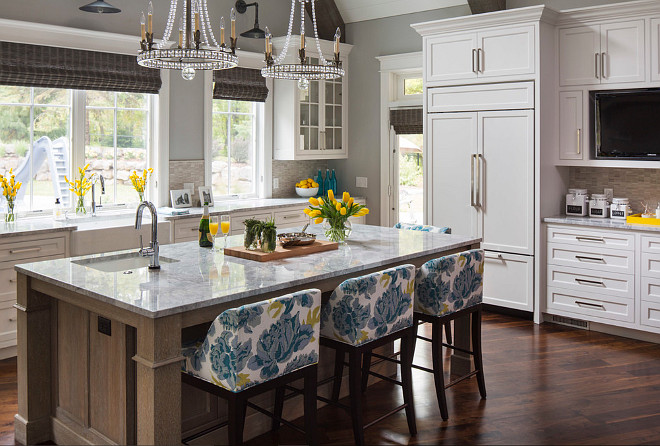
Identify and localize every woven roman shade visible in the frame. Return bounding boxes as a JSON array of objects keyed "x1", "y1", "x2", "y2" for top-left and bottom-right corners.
[
  {"x1": 0, "y1": 41, "x2": 161, "y2": 94},
  {"x1": 213, "y1": 67, "x2": 268, "y2": 102},
  {"x1": 390, "y1": 107, "x2": 423, "y2": 134}
]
